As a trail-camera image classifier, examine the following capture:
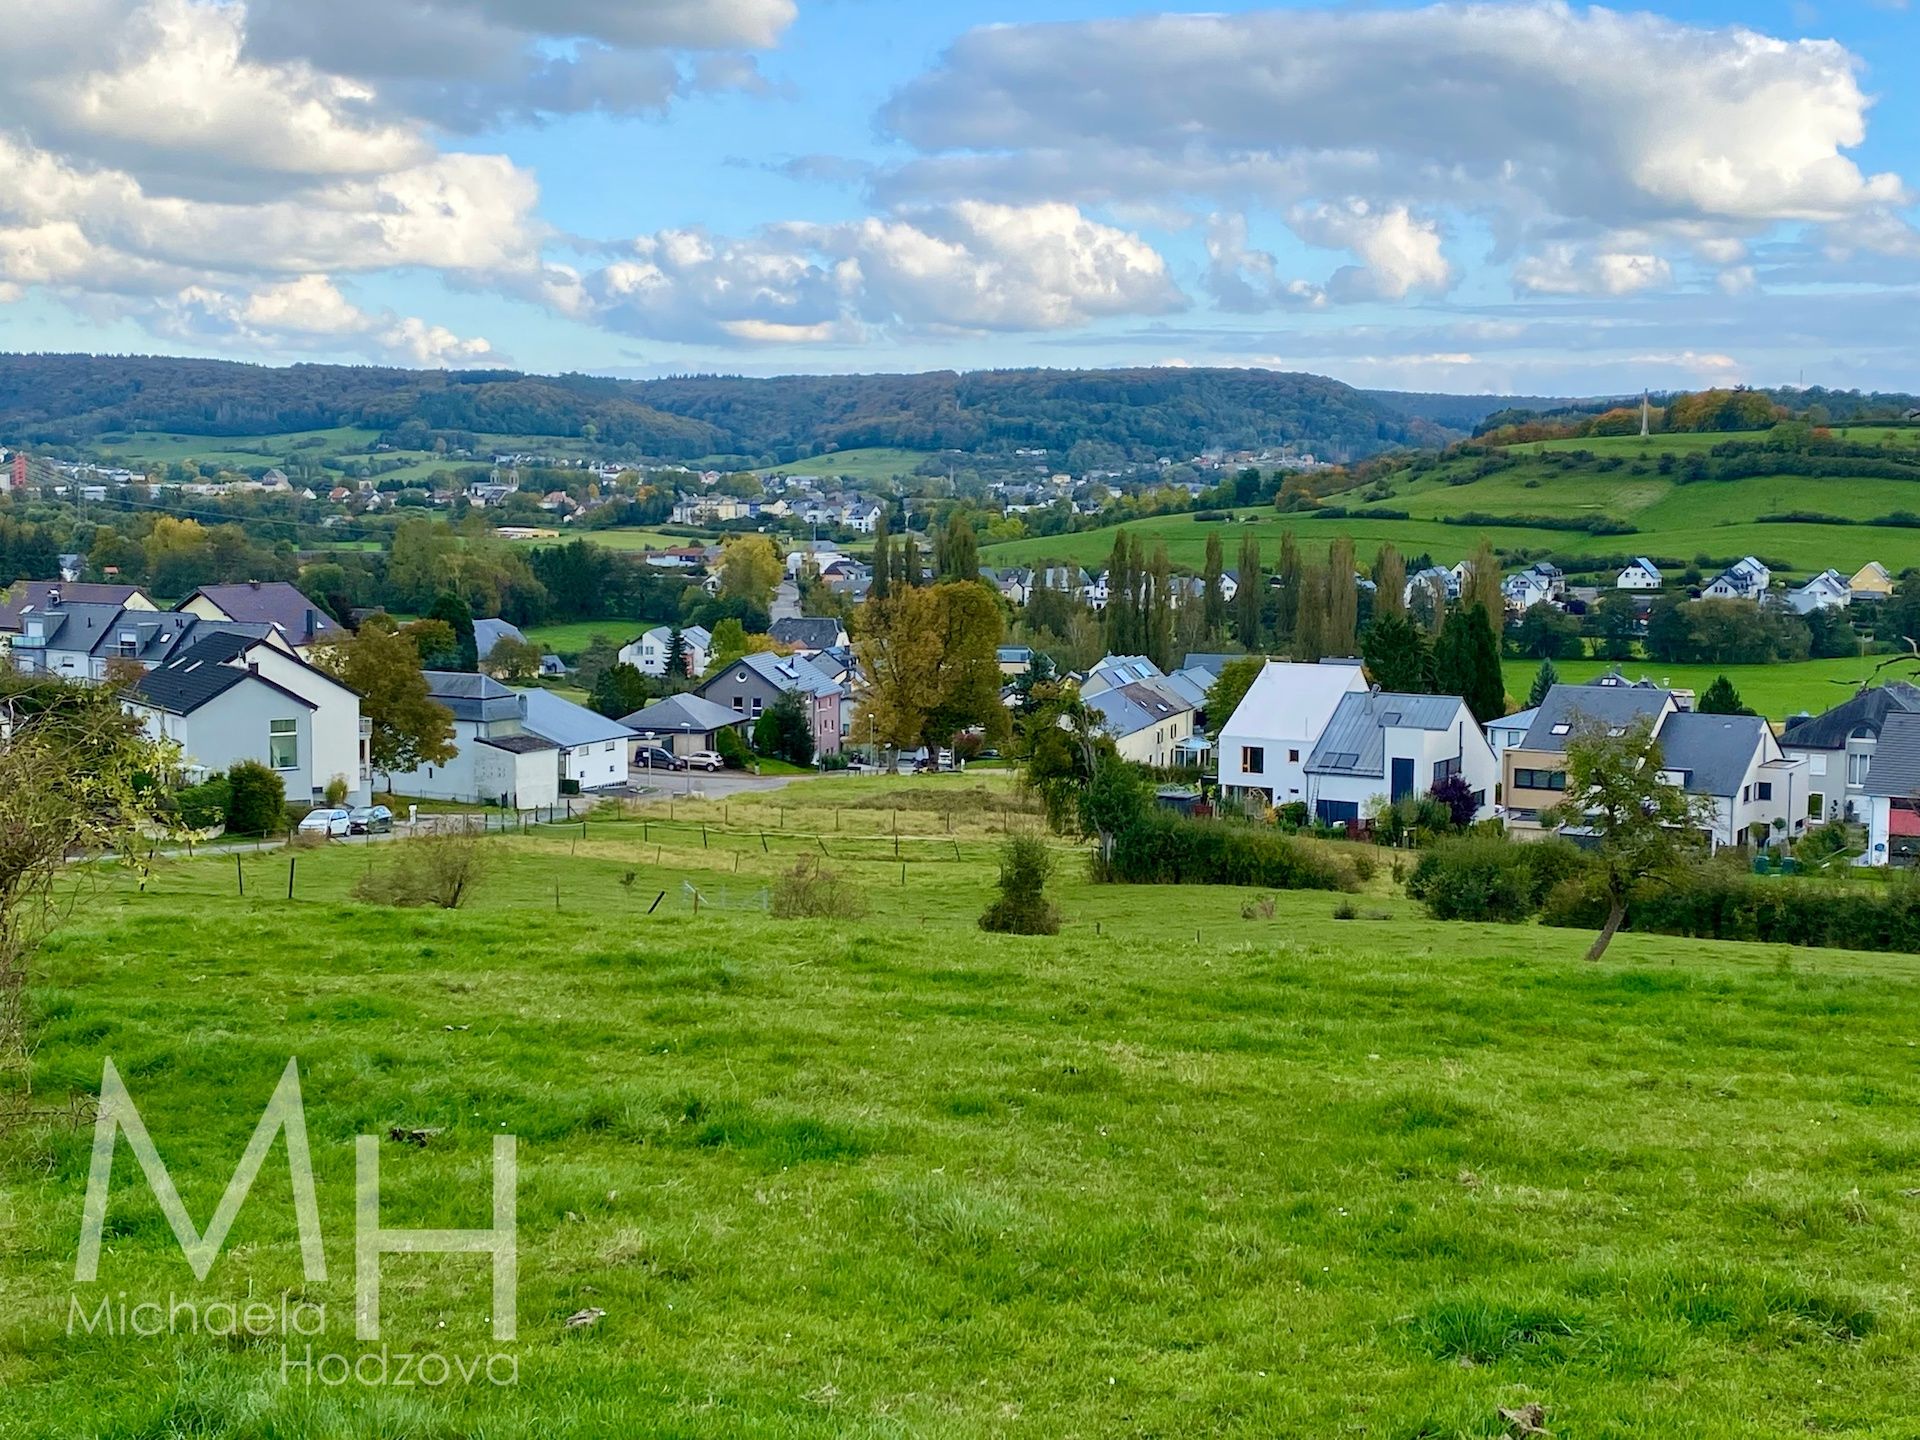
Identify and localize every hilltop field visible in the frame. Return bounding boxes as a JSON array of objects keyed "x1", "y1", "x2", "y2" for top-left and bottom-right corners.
[{"x1": 4, "y1": 776, "x2": 1920, "y2": 1437}]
